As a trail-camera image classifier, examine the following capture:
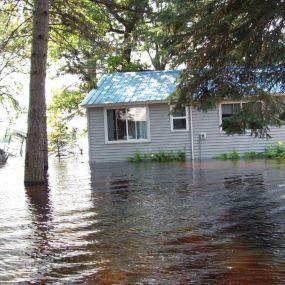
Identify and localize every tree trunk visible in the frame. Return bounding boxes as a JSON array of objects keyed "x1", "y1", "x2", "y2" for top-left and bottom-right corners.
[
  {"x1": 122, "y1": 31, "x2": 132, "y2": 64},
  {"x1": 24, "y1": 0, "x2": 49, "y2": 186},
  {"x1": 43, "y1": 113, "x2": 49, "y2": 170}
]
